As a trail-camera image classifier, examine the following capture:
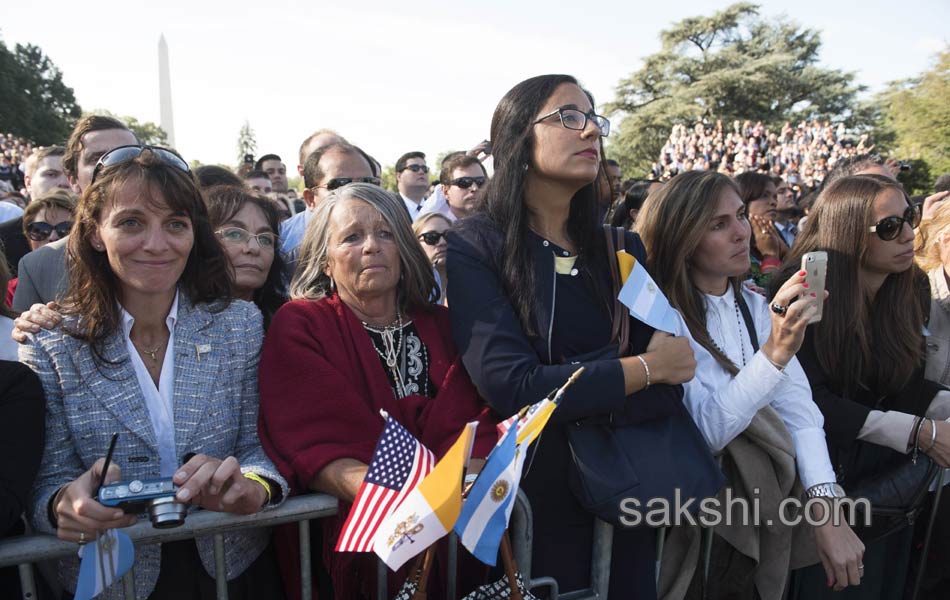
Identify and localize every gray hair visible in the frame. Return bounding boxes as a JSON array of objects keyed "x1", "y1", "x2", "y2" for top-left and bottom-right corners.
[{"x1": 289, "y1": 183, "x2": 440, "y2": 308}]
